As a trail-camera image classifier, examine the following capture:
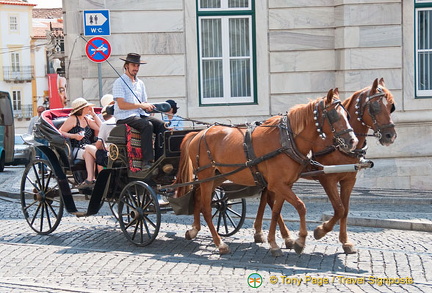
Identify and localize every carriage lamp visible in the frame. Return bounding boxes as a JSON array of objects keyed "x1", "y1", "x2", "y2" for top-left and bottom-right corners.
[{"x1": 162, "y1": 163, "x2": 174, "y2": 174}]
